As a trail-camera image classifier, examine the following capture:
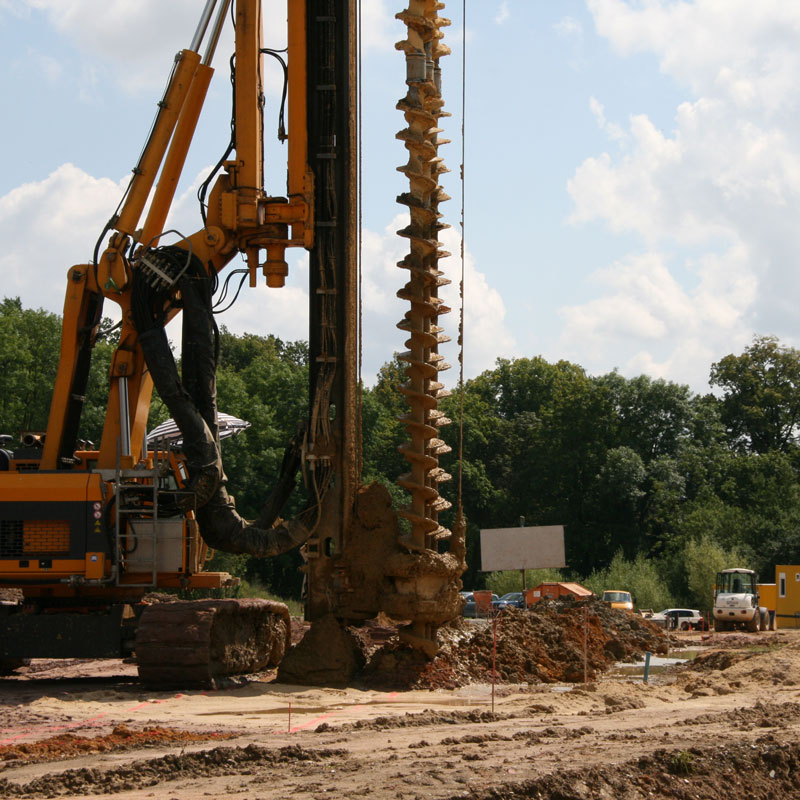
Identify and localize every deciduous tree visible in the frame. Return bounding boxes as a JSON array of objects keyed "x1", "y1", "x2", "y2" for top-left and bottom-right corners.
[{"x1": 710, "y1": 335, "x2": 800, "y2": 453}]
